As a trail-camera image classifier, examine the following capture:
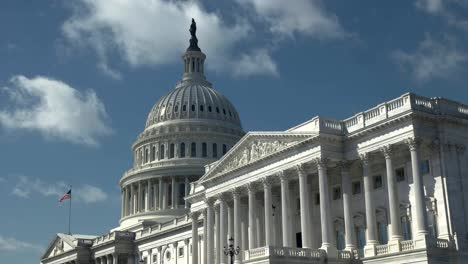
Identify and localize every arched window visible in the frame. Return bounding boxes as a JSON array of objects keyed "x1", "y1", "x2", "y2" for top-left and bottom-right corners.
[
  {"x1": 191, "y1": 142, "x2": 197, "y2": 157},
  {"x1": 145, "y1": 148, "x2": 149, "y2": 163},
  {"x1": 216, "y1": 107, "x2": 220, "y2": 113},
  {"x1": 223, "y1": 109, "x2": 226, "y2": 115},
  {"x1": 192, "y1": 60, "x2": 195, "y2": 72},
  {"x1": 151, "y1": 146, "x2": 156, "y2": 161},
  {"x1": 200, "y1": 105, "x2": 204, "y2": 112},
  {"x1": 180, "y1": 143, "x2": 186, "y2": 158},
  {"x1": 229, "y1": 110, "x2": 232, "y2": 117},
  {"x1": 202, "y1": 143, "x2": 207, "y2": 157},
  {"x1": 160, "y1": 144, "x2": 165, "y2": 159},
  {"x1": 183, "y1": 105, "x2": 187, "y2": 111},
  {"x1": 169, "y1": 143, "x2": 175, "y2": 159},
  {"x1": 174, "y1": 105, "x2": 179, "y2": 112},
  {"x1": 208, "y1": 106, "x2": 212, "y2": 112},
  {"x1": 222, "y1": 144, "x2": 227, "y2": 155},
  {"x1": 212, "y1": 143, "x2": 218, "y2": 158},
  {"x1": 191, "y1": 104, "x2": 195, "y2": 111}
]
